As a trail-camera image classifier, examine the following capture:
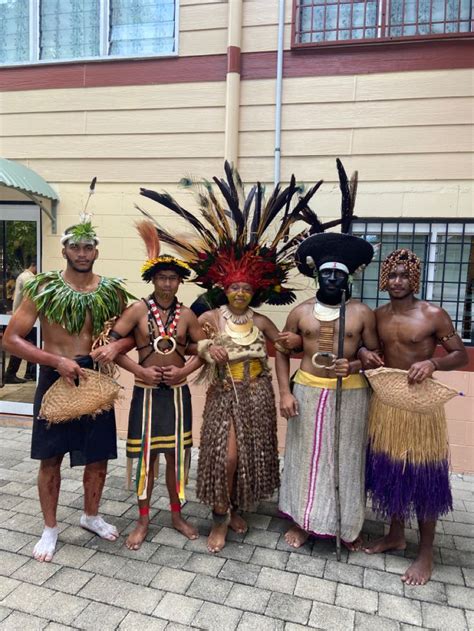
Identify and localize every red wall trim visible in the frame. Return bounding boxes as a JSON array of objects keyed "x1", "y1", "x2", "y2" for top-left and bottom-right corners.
[
  {"x1": 227, "y1": 46, "x2": 241, "y2": 74},
  {"x1": 242, "y1": 39, "x2": 474, "y2": 80},
  {"x1": 0, "y1": 54, "x2": 227, "y2": 91},
  {"x1": 0, "y1": 39, "x2": 472, "y2": 92}
]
